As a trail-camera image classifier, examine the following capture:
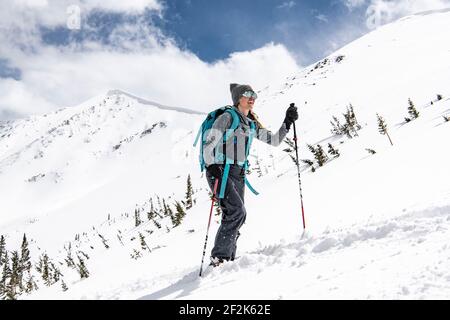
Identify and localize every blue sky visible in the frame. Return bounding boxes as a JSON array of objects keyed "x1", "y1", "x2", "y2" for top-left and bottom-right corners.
[
  {"x1": 154, "y1": 0, "x2": 368, "y2": 64},
  {"x1": 35, "y1": 0, "x2": 369, "y2": 66}
]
